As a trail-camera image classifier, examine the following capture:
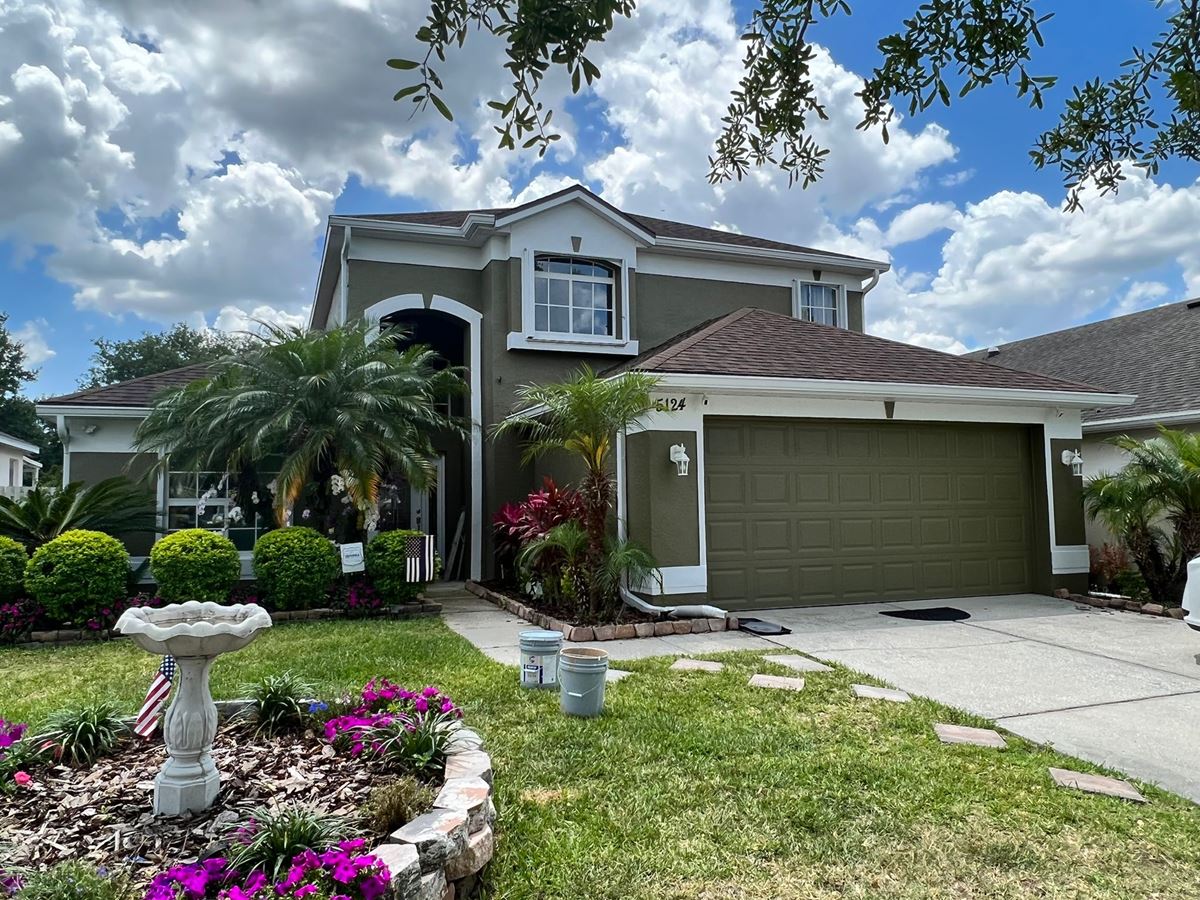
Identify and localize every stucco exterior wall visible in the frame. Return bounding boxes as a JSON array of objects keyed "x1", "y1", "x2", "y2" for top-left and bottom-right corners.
[{"x1": 625, "y1": 430, "x2": 700, "y2": 569}]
